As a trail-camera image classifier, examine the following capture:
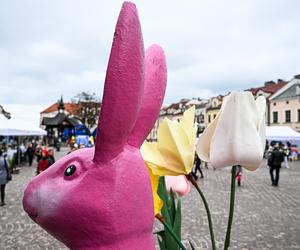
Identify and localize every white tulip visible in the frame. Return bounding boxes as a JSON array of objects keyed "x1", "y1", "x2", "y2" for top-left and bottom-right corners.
[{"x1": 197, "y1": 91, "x2": 266, "y2": 171}]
